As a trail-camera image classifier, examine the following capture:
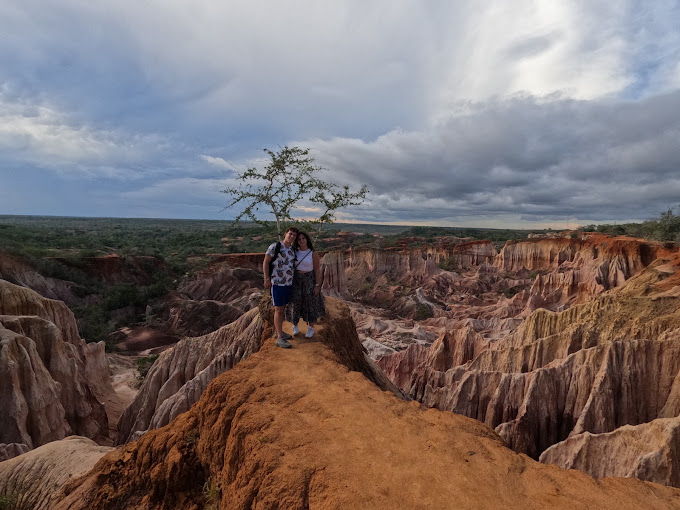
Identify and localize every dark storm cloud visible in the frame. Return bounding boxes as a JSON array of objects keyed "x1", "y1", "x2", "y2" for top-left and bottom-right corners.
[{"x1": 308, "y1": 91, "x2": 680, "y2": 225}]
